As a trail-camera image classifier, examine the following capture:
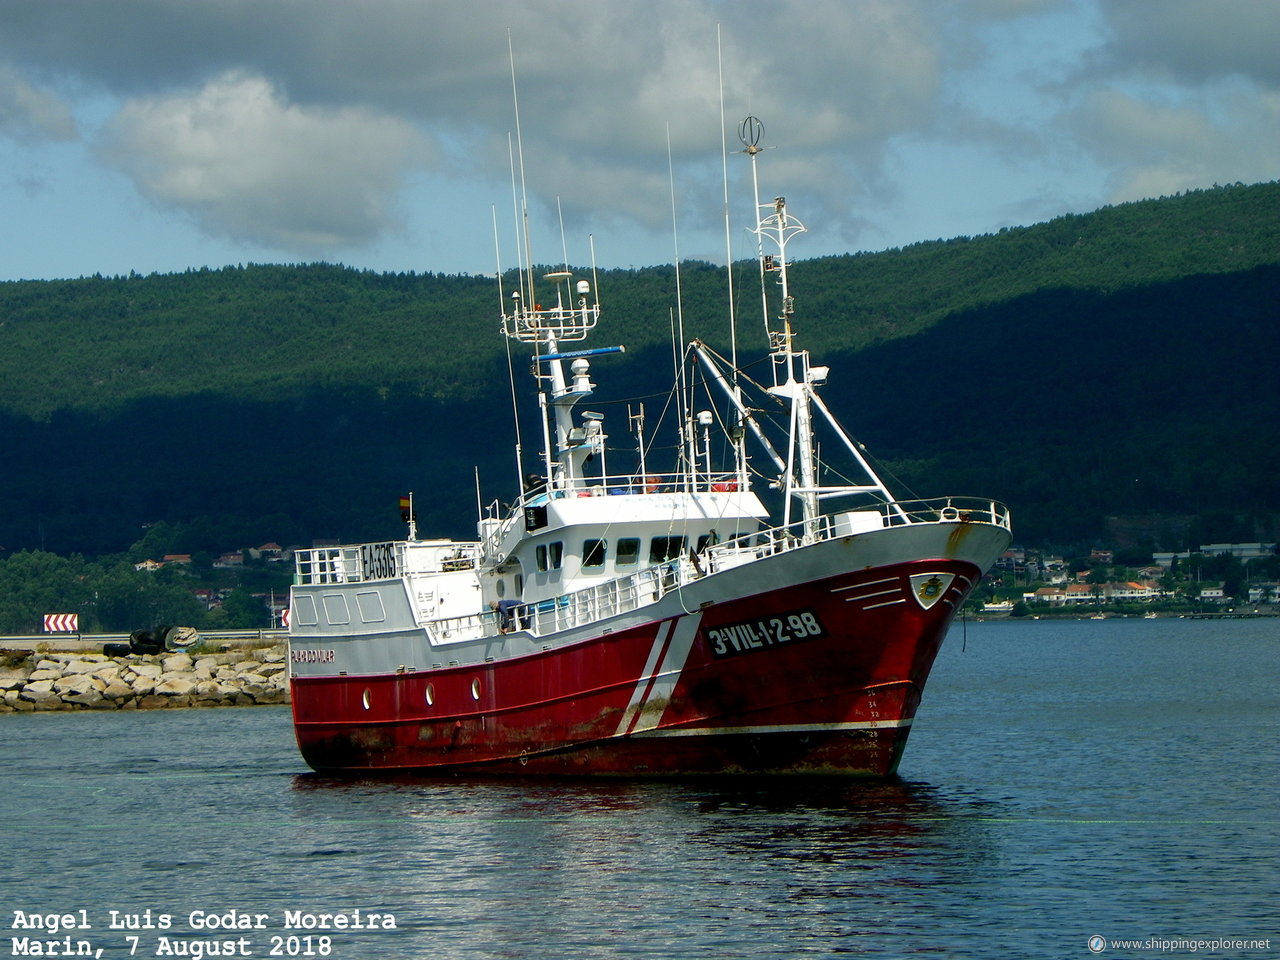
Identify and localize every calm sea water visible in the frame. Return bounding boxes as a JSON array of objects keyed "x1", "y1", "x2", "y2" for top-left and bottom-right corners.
[{"x1": 2, "y1": 617, "x2": 1276, "y2": 959}]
